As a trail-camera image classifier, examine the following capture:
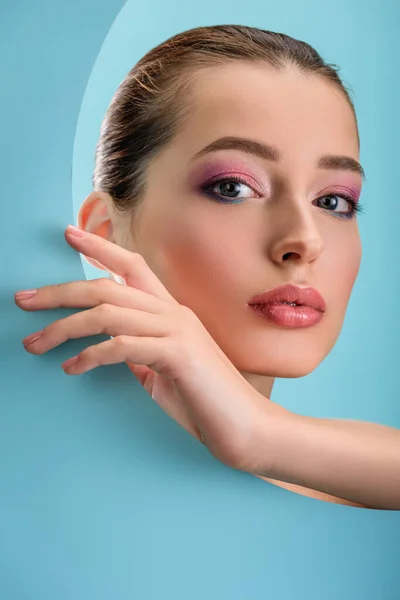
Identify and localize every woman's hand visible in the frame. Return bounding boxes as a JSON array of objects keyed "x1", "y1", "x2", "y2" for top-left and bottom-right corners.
[{"x1": 14, "y1": 225, "x2": 273, "y2": 470}]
